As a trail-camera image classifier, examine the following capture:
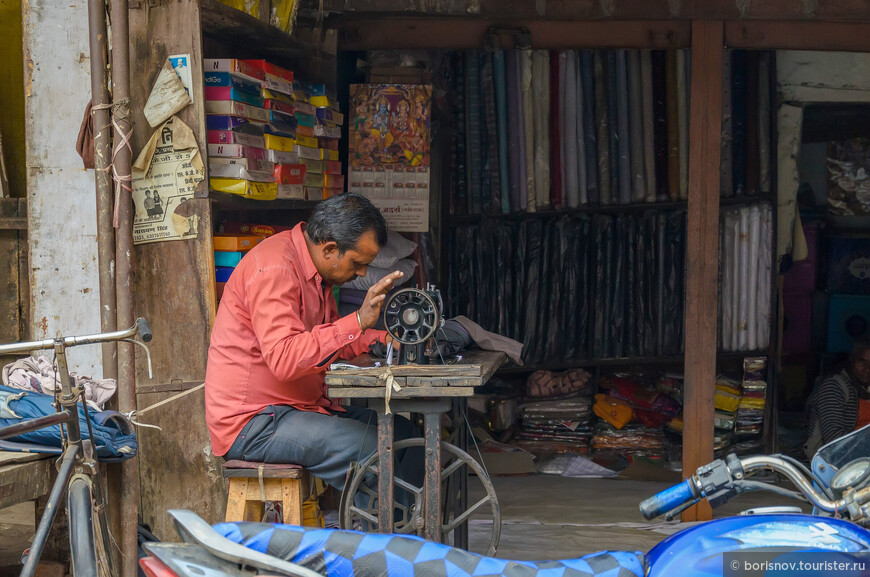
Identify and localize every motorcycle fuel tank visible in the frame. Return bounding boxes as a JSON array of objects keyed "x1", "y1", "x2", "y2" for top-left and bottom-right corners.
[{"x1": 646, "y1": 514, "x2": 870, "y2": 577}]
